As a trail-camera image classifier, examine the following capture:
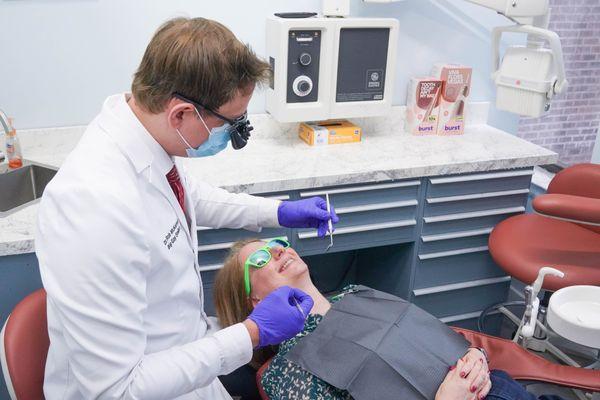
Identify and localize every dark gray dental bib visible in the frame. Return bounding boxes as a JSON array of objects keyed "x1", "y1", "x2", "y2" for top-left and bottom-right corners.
[{"x1": 285, "y1": 286, "x2": 470, "y2": 400}]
